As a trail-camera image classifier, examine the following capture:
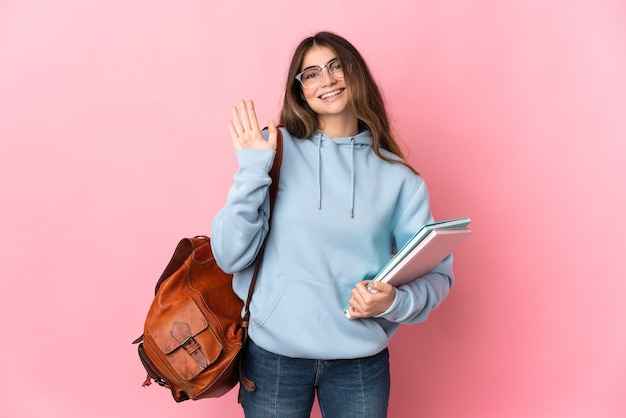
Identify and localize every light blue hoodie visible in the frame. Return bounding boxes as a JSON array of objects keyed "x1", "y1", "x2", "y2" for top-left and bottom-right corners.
[{"x1": 210, "y1": 127, "x2": 453, "y2": 359}]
